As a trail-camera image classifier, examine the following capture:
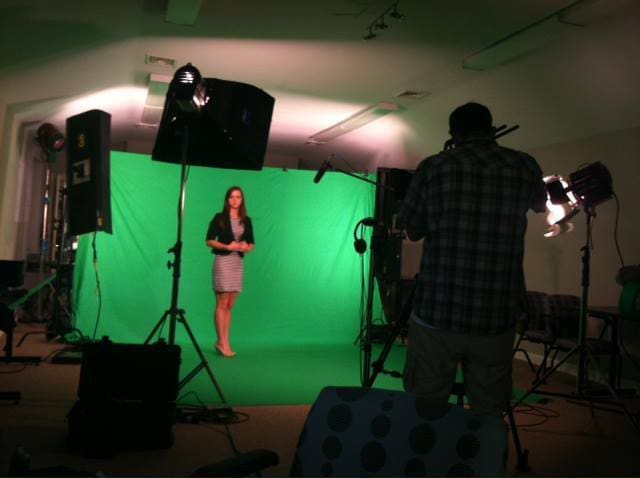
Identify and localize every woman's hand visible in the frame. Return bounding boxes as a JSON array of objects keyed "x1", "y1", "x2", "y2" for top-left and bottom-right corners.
[
  {"x1": 228, "y1": 241, "x2": 242, "y2": 251},
  {"x1": 238, "y1": 241, "x2": 254, "y2": 253}
]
